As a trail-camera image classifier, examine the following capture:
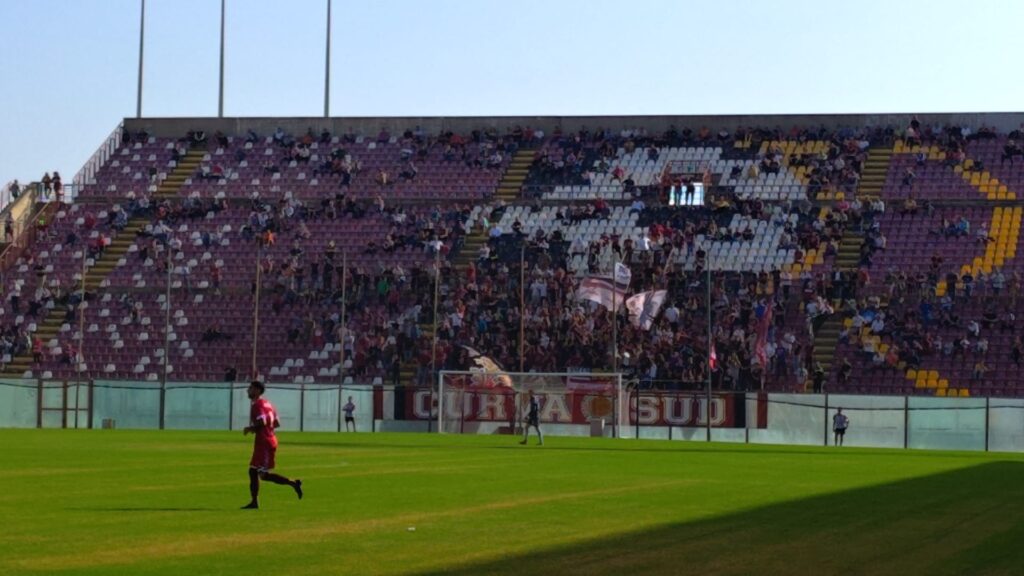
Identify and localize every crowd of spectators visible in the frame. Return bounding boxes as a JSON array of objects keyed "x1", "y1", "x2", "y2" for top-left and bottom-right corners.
[{"x1": 9, "y1": 119, "x2": 1024, "y2": 394}]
